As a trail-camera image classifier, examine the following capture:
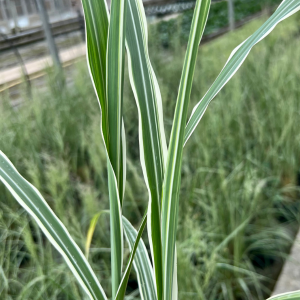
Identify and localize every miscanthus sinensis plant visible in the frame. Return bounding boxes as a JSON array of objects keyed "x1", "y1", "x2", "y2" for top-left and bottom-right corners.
[{"x1": 1, "y1": 0, "x2": 300, "y2": 299}]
